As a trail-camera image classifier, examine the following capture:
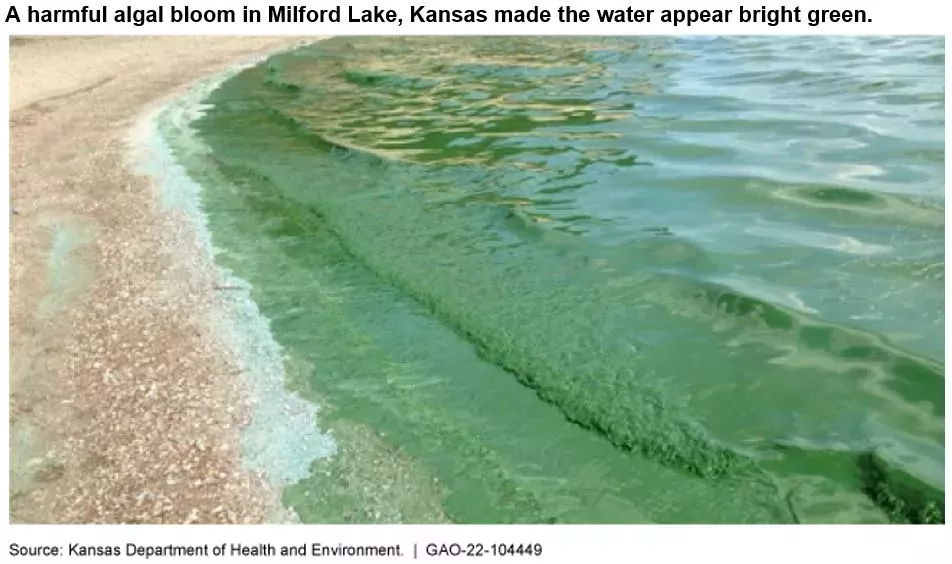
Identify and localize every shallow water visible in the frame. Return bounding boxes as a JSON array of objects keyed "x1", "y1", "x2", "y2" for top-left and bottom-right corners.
[{"x1": 168, "y1": 37, "x2": 943, "y2": 523}]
